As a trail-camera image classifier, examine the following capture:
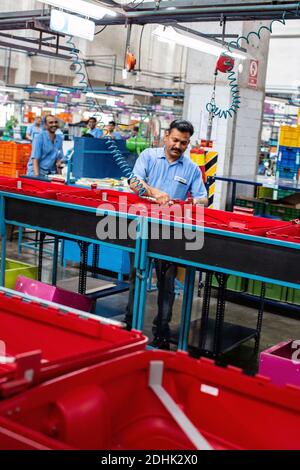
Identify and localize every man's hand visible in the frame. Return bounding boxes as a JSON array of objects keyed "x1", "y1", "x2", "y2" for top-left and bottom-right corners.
[
  {"x1": 193, "y1": 197, "x2": 208, "y2": 207},
  {"x1": 150, "y1": 188, "x2": 170, "y2": 205},
  {"x1": 56, "y1": 159, "x2": 63, "y2": 175},
  {"x1": 130, "y1": 178, "x2": 170, "y2": 204}
]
